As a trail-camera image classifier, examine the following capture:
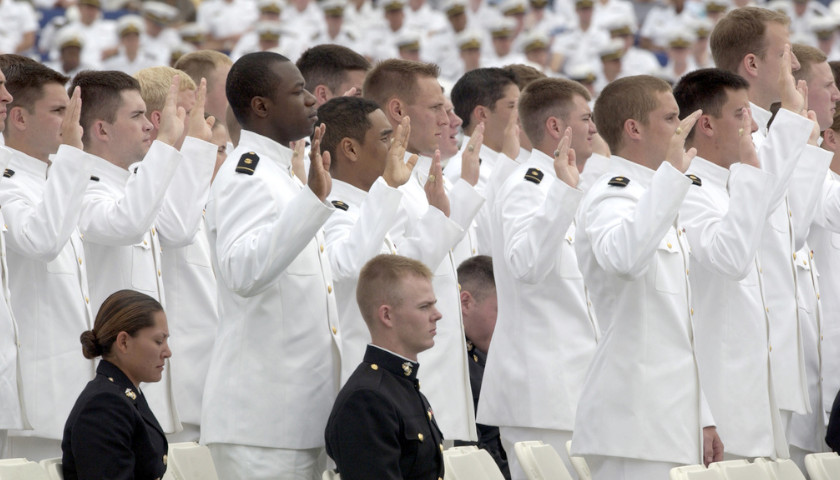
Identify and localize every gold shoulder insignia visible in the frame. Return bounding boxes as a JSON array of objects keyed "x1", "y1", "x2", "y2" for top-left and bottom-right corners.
[
  {"x1": 686, "y1": 174, "x2": 702, "y2": 186},
  {"x1": 524, "y1": 167, "x2": 544, "y2": 184},
  {"x1": 402, "y1": 362, "x2": 412, "y2": 376},
  {"x1": 124, "y1": 388, "x2": 137, "y2": 401},
  {"x1": 331, "y1": 200, "x2": 349, "y2": 211},
  {"x1": 607, "y1": 176, "x2": 629, "y2": 187},
  {"x1": 3, "y1": 169, "x2": 14, "y2": 178},
  {"x1": 236, "y1": 152, "x2": 259, "y2": 175}
]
